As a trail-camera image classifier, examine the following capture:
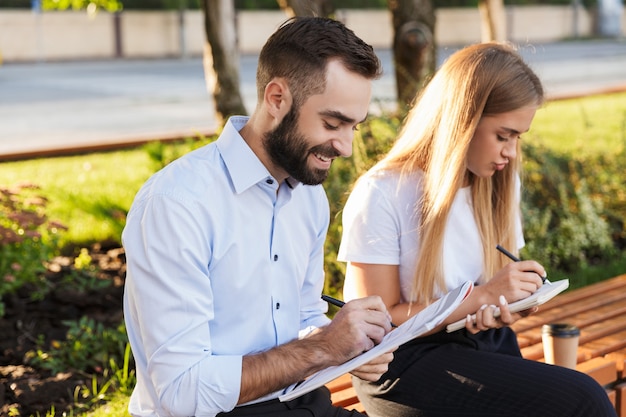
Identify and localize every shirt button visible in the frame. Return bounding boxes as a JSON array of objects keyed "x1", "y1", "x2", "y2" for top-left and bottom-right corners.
[
  {"x1": 276, "y1": 302, "x2": 280, "y2": 310},
  {"x1": 274, "y1": 254, "x2": 278, "y2": 261},
  {"x1": 266, "y1": 179, "x2": 274, "y2": 184}
]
